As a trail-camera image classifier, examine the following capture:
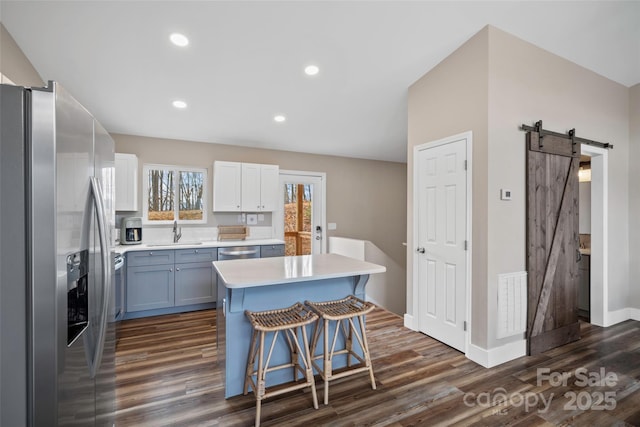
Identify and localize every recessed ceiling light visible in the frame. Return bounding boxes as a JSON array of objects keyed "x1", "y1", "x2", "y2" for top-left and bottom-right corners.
[
  {"x1": 172, "y1": 100, "x2": 187, "y2": 109},
  {"x1": 304, "y1": 65, "x2": 319, "y2": 76},
  {"x1": 169, "y1": 33, "x2": 189, "y2": 47},
  {"x1": 274, "y1": 115, "x2": 286, "y2": 123}
]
